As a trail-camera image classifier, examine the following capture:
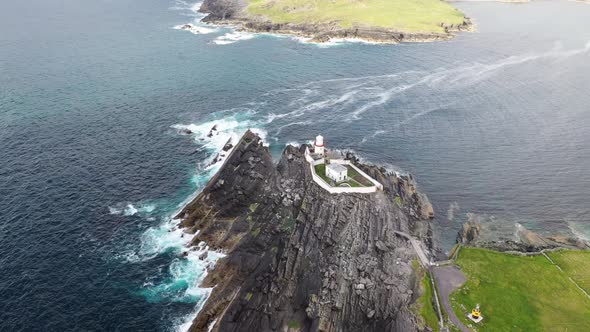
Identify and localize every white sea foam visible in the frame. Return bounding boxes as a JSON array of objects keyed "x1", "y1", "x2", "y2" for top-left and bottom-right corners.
[
  {"x1": 171, "y1": 1, "x2": 218, "y2": 35},
  {"x1": 108, "y1": 206, "x2": 122, "y2": 215},
  {"x1": 360, "y1": 130, "x2": 386, "y2": 144},
  {"x1": 285, "y1": 141, "x2": 302, "y2": 147},
  {"x1": 566, "y1": 219, "x2": 590, "y2": 241},
  {"x1": 172, "y1": 114, "x2": 267, "y2": 172},
  {"x1": 108, "y1": 202, "x2": 157, "y2": 216},
  {"x1": 123, "y1": 204, "x2": 139, "y2": 216},
  {"x1": 137, "y1": 219, "x2": 191, "y2": 260},
  {"x1": 122, "y1": 112, "x2": 267, "y2": 330},
  {"x1": 173, "y1": 24, "x2": 218, "y2": 35},
  {"x1": 447, "y1": 202, "x2": 460, "y2": 221},
  {"x1": 309, "y1": 37, "x2": 384, "y2": 48},
  {"x1": 212, "y1": 31, "x2": 256, "y2": 45}
]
